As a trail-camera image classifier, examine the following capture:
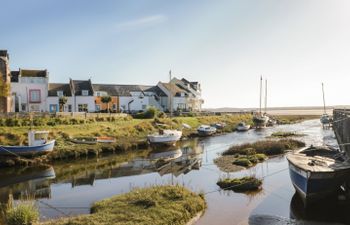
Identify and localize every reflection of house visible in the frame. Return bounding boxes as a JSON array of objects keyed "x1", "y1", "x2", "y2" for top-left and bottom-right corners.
[
  {"x1": 0, "y1": 50, "x2": 11, "y2": 113},
  {"x1": 70, "y1": 79, "x2": 95, "y2": 112},
  {"x1": 47, "y1": 83, "x2": 73, "y2": 112},
  {"x1": 10, "y1": 69, "x2": 49, "y2": 112}
]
